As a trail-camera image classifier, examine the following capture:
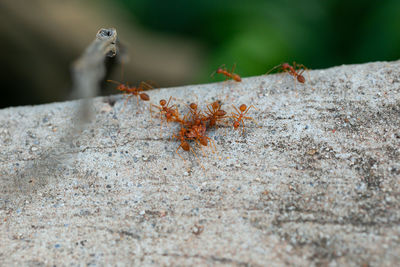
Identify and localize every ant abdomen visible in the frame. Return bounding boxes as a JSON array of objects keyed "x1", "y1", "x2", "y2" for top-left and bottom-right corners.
[
  {"x1": 182, "y1": 142, "x2": 190, "y2": 151},
  {"x1": 140, "y1": 93, "x2": 150, "y2": 101},
  {"x1": 199, "y1": 137, "x2": 208, "y2": 146},
  {"x1": 215, "y1": 110, "x2": 227, "y2": 117},
  {"x1": 297, "y1": 75, "x2": 305, "y2": 83}
]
